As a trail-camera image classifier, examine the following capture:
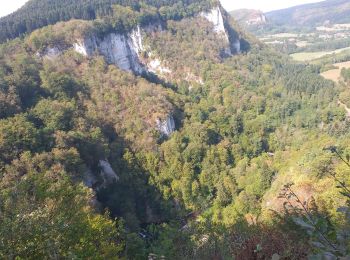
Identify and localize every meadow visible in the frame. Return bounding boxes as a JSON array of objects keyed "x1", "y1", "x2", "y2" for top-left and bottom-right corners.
[
  {"x1": 321, "y1": 60, "x2": 350, "y2": 82},
  {"x1": 290, "y1": 46, "x2": 350, "y2": 61}
]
